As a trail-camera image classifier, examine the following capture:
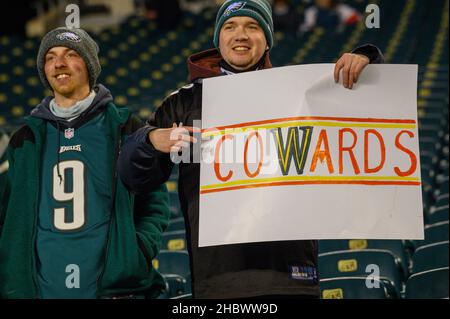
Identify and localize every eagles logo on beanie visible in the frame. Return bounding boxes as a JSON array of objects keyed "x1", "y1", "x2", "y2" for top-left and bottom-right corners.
[
  {"x1": 37, "y1": 27, "x2": 101, "y2": 91},
  {"x1": 213, "y1": 0, "x2": 274, "y2": 51}
]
